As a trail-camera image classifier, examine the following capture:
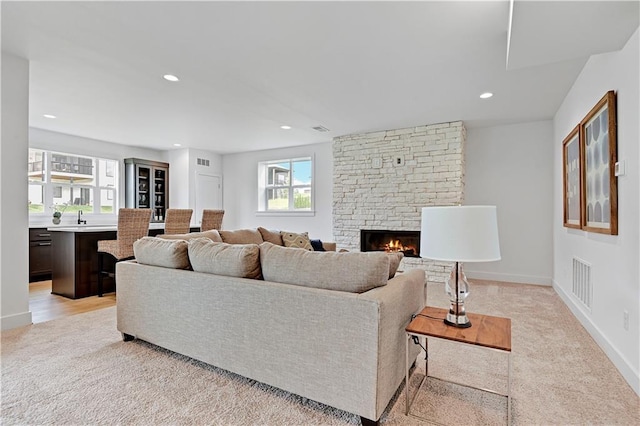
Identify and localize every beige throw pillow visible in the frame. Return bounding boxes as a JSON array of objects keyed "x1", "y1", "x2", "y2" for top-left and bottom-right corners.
[
  {"x1": 260, "y1": 242, "x2": 389, "y2": 293},
  {"x1": 281, "y1": 231, "x2": 313, "y2": 251},
  {"x1": 157, "y1": 230, "x2": 223, "y2": 242},
  {"x1": 219, "y1": 229, "x2": 263, "y2": 245},
  {"x1": 188, "y1": 238, "x2": 261, "y2": 279},
  {"x1": 258, "y1": 227, "x2": 284, "y2": 245},
  {"x1": 133, "y1": 237, "x2": 190, "y2": 269}
]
